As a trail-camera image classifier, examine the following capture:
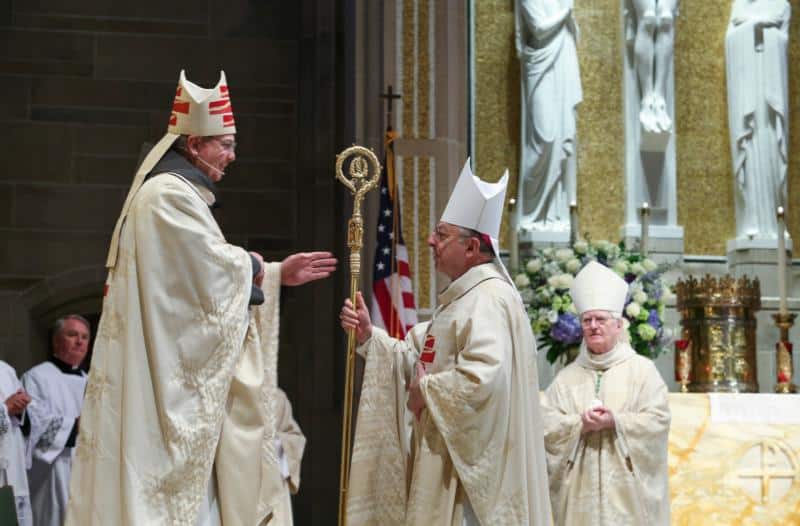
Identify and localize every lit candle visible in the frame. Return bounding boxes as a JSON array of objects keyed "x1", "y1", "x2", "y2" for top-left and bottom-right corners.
[
  {"x1": 640, "y1": 202, "x2": 650, "y2": 256},
  {"x1": 570, "y1": 201, "x2": 579, "y2": 246},
  {"x1": 777, "y1": 206, "x2": 788, "y2": 314},
  {"x1": 508, "y1": 198, "x2": 519, "y2": 271}
]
